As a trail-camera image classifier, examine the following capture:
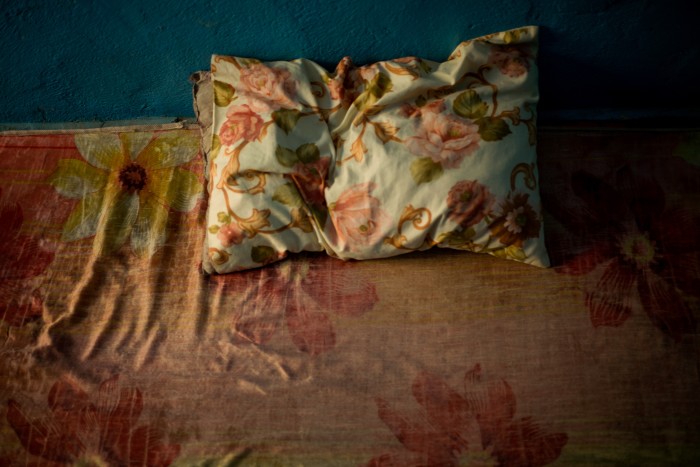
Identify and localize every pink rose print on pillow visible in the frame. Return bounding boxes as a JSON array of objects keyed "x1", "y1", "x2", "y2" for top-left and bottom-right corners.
[
  {"x1": 218, "y1": 104, "x2": 265, "y2": 146},
  {"x1": 238, "y1": 63, "x2": 298, "y2": 113},
  {"x1": 217, "y1": 221, "x2": 246, "y2": 247},
  {"x1": 290, "y1": 157, "x2": 330, "y2": 209},
  {"x1": 488, "y1": 45, "x2": 532, "y2": 78},
  {"x1": 447, "y1": 180, "x2": 495, "y2": 228},
  {"x1": 327, "y1": 69, "x2": 347, "y2": 102},
  {"x1": 329, "y1": 182, "x2": 392, "y2": 253},
  {"x1": 327, "y1": 56, "x2": 363, "y2": 109},
  {"x1": 358, "y1": 64, "x2": 379, "y2": 83},
  {"x1": 406, "y1": 100, "x2": 481, "y2": 169}
]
